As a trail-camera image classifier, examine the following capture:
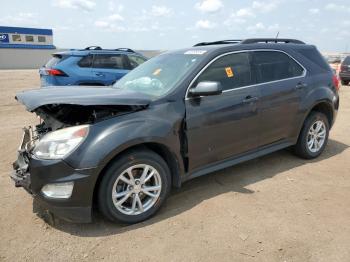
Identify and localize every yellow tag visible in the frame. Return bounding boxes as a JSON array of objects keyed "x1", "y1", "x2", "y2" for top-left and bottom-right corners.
[
  {"x1": 153, "y1": 68, "x2": 162, "y2": 76},
  {"x1": 225, "y1": 67, "x2": 234, "y2": 78}
]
